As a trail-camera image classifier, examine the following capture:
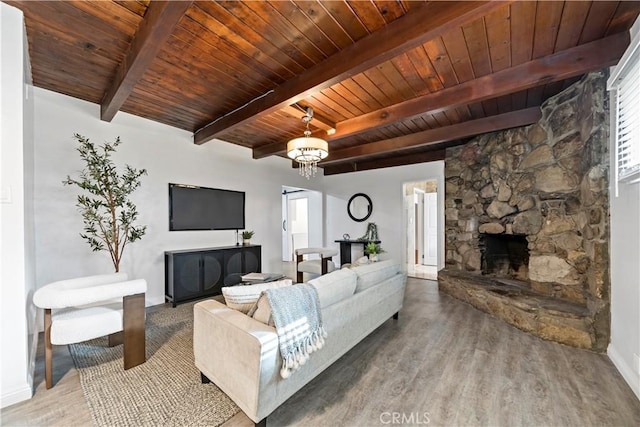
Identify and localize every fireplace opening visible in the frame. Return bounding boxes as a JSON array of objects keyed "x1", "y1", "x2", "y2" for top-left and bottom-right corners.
[{"x1": 479, "y1": 234, "x2": 529, "y2": 280}]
